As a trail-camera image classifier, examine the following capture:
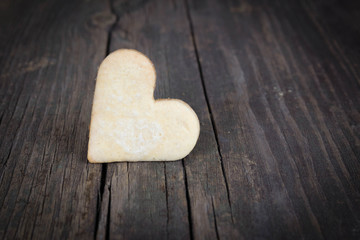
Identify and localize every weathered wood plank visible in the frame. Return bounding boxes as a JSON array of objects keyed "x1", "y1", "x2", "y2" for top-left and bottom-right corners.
[
  {"x1": 0, "y1": 0, "x2": 114, "y2": 239},
  {"x1": 96, "y1": 0, "x2": 238, "y2": 239},
  {"x1": 188, "y1": 0, "x2": 360, "y2": 239},
  {"x1": 1, "y1": 0, "x2": 359, "y2": 239}
]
